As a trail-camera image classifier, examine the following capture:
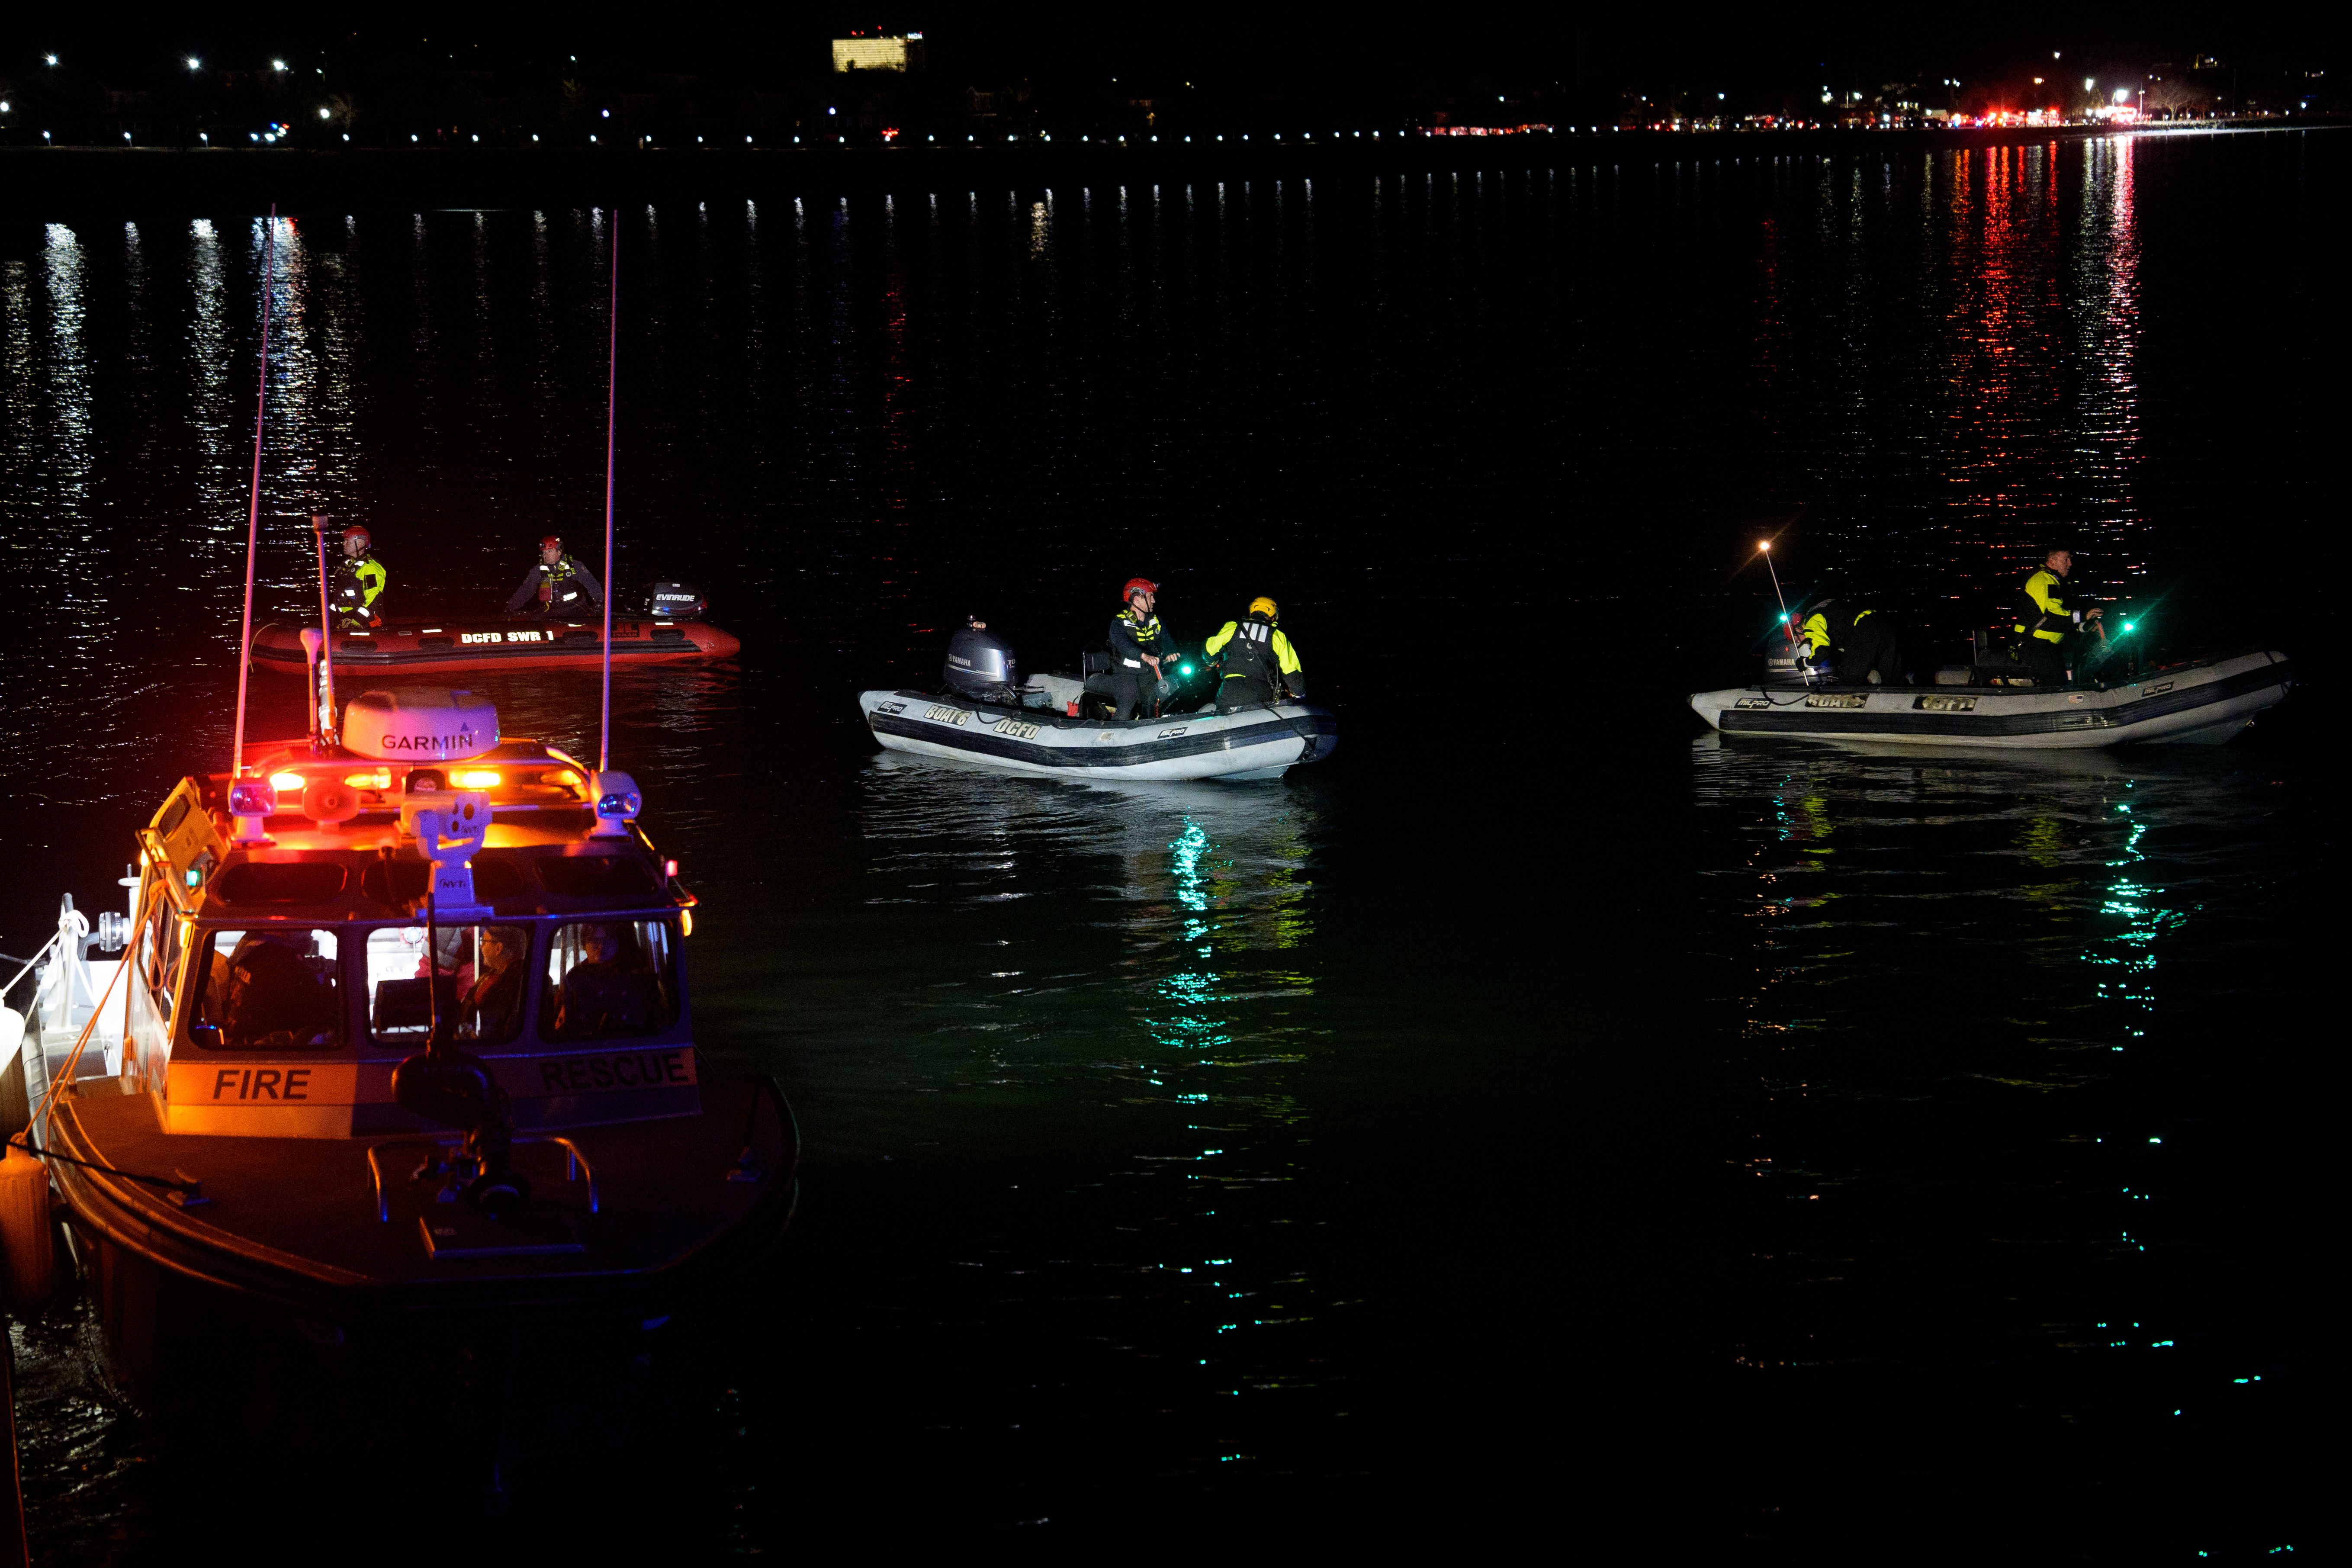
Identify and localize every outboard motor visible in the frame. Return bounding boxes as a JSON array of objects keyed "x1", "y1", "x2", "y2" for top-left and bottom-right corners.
[
  {"x1": 643, "y1": 582, "x2": 707, "y2": 621},
  {"x1": 944, "y1": 622, "x2": 1019, "y2": 702}
]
